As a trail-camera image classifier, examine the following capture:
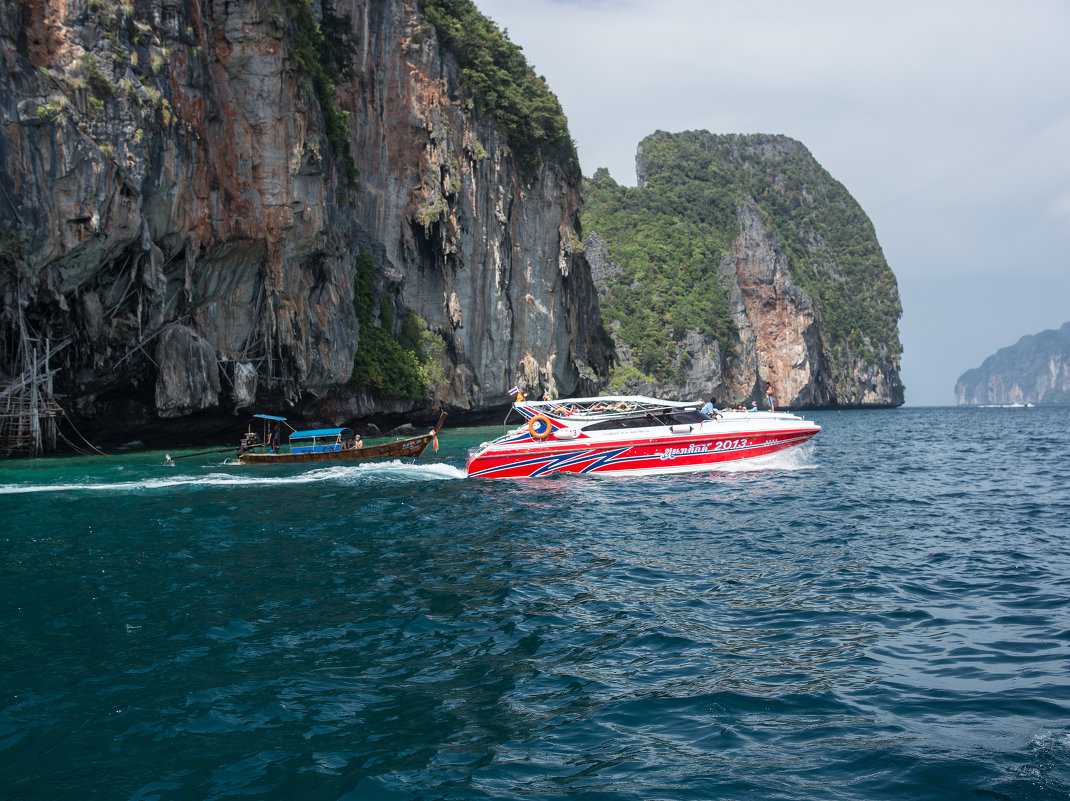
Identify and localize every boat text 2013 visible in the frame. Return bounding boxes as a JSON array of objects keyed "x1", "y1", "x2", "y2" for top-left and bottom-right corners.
[{"x1": 659, "y1": 438, "x2": 754, "y2": 461}]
